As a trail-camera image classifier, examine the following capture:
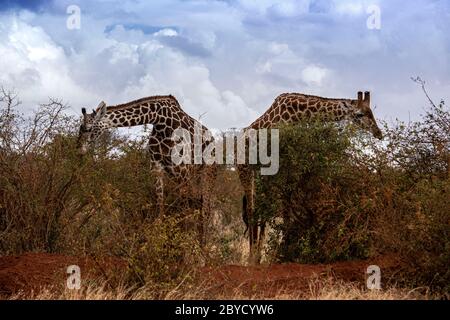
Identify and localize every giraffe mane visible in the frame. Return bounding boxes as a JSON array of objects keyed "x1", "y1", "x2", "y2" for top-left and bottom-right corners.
[
  {"x1": 95, "y1": 95, "x2": 181, "y2": 112},
  {"x1": 276, "y1": 92, "x2": 357, "y2": 102}
]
